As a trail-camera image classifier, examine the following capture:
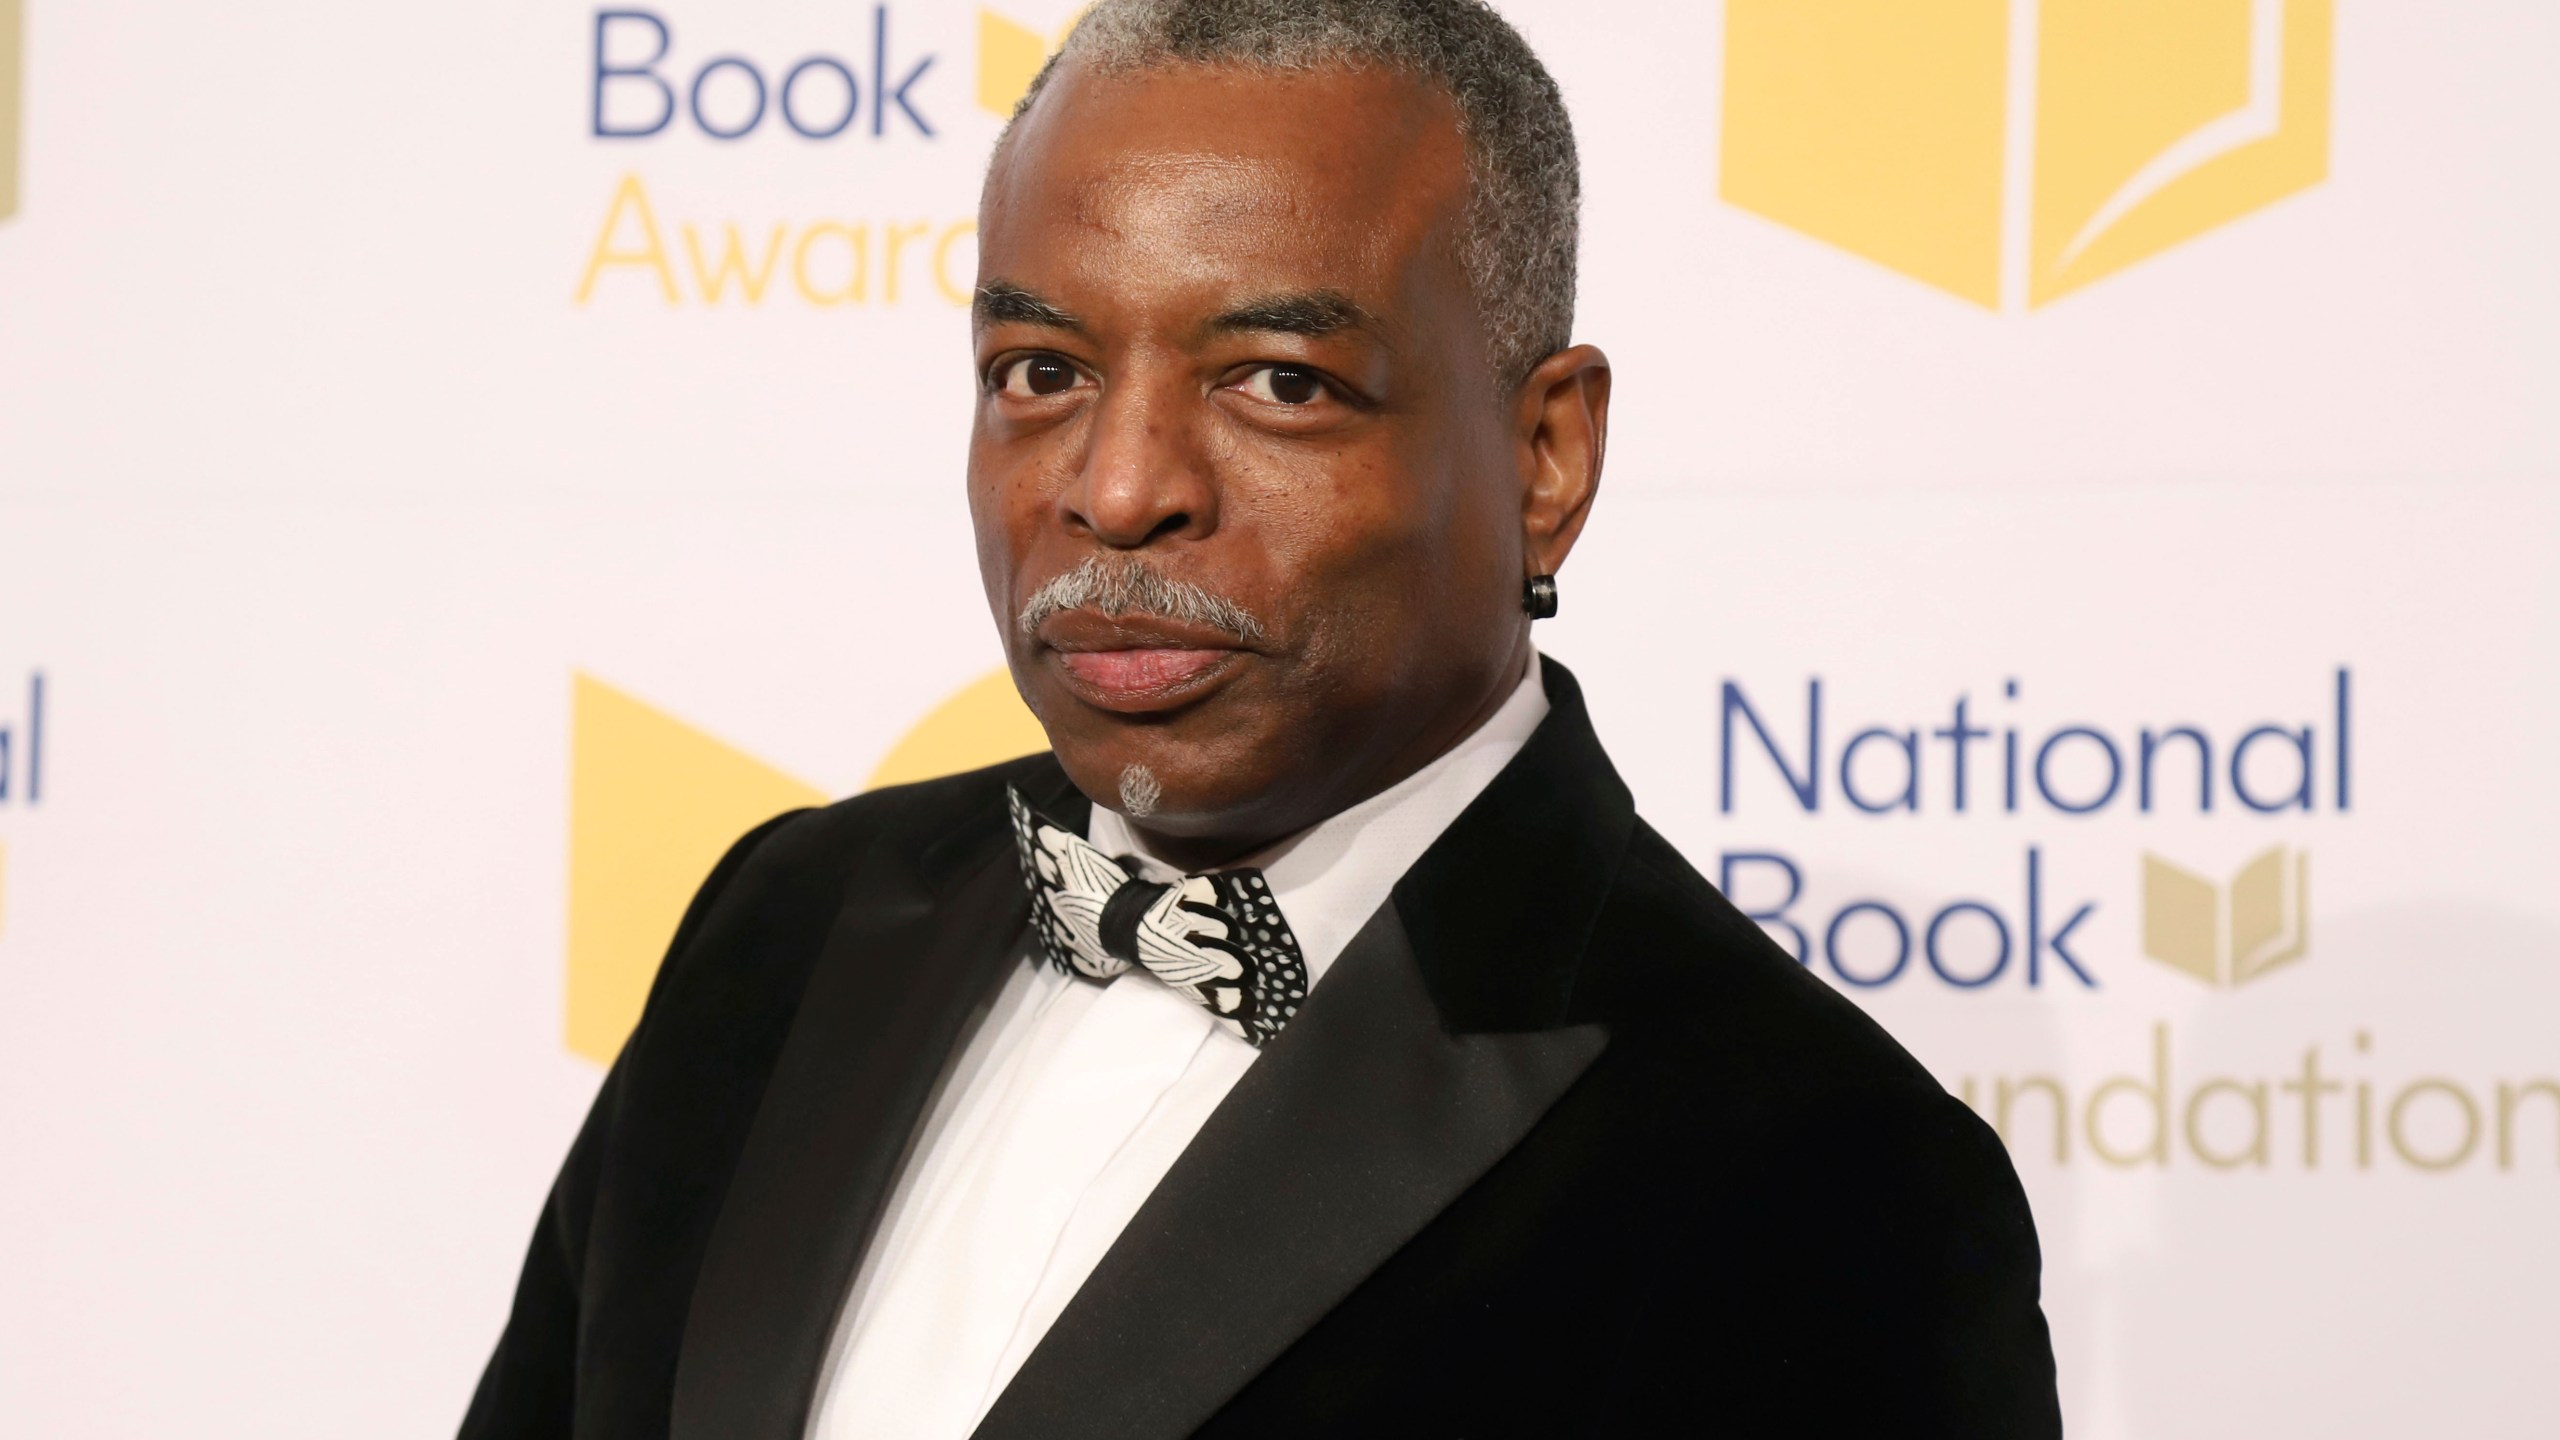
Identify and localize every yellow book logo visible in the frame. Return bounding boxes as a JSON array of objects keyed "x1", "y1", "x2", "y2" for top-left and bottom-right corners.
[
  {"x1": 1720, "y1": 0, "x2": 2332, "y2": 308},
  {"x1": 2141, "y1": 845, "x2": 2309, "y2": 988},
  {"x1": 976, "y1": 8, "x2": 1082, "y2": 118},
  {"x1": 2, "y1": 0, "x2": 23, "y2": 224},
  {"x1": 565, "y1": 675, "x2": 827, "y2": 1064},
  {"x1": 564, "y1": 670, "x2": 1045, "y2": 1063}
]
